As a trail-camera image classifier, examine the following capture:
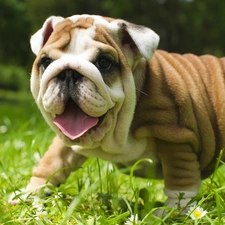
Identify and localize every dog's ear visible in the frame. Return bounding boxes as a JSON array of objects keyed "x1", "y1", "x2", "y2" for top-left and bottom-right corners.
[
  {"x1": 30, "y1": 16, "x2": 64, "y2": 55},
  {"x1": 118, "y1": 21, "x2": 159, "y2": 60}
]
